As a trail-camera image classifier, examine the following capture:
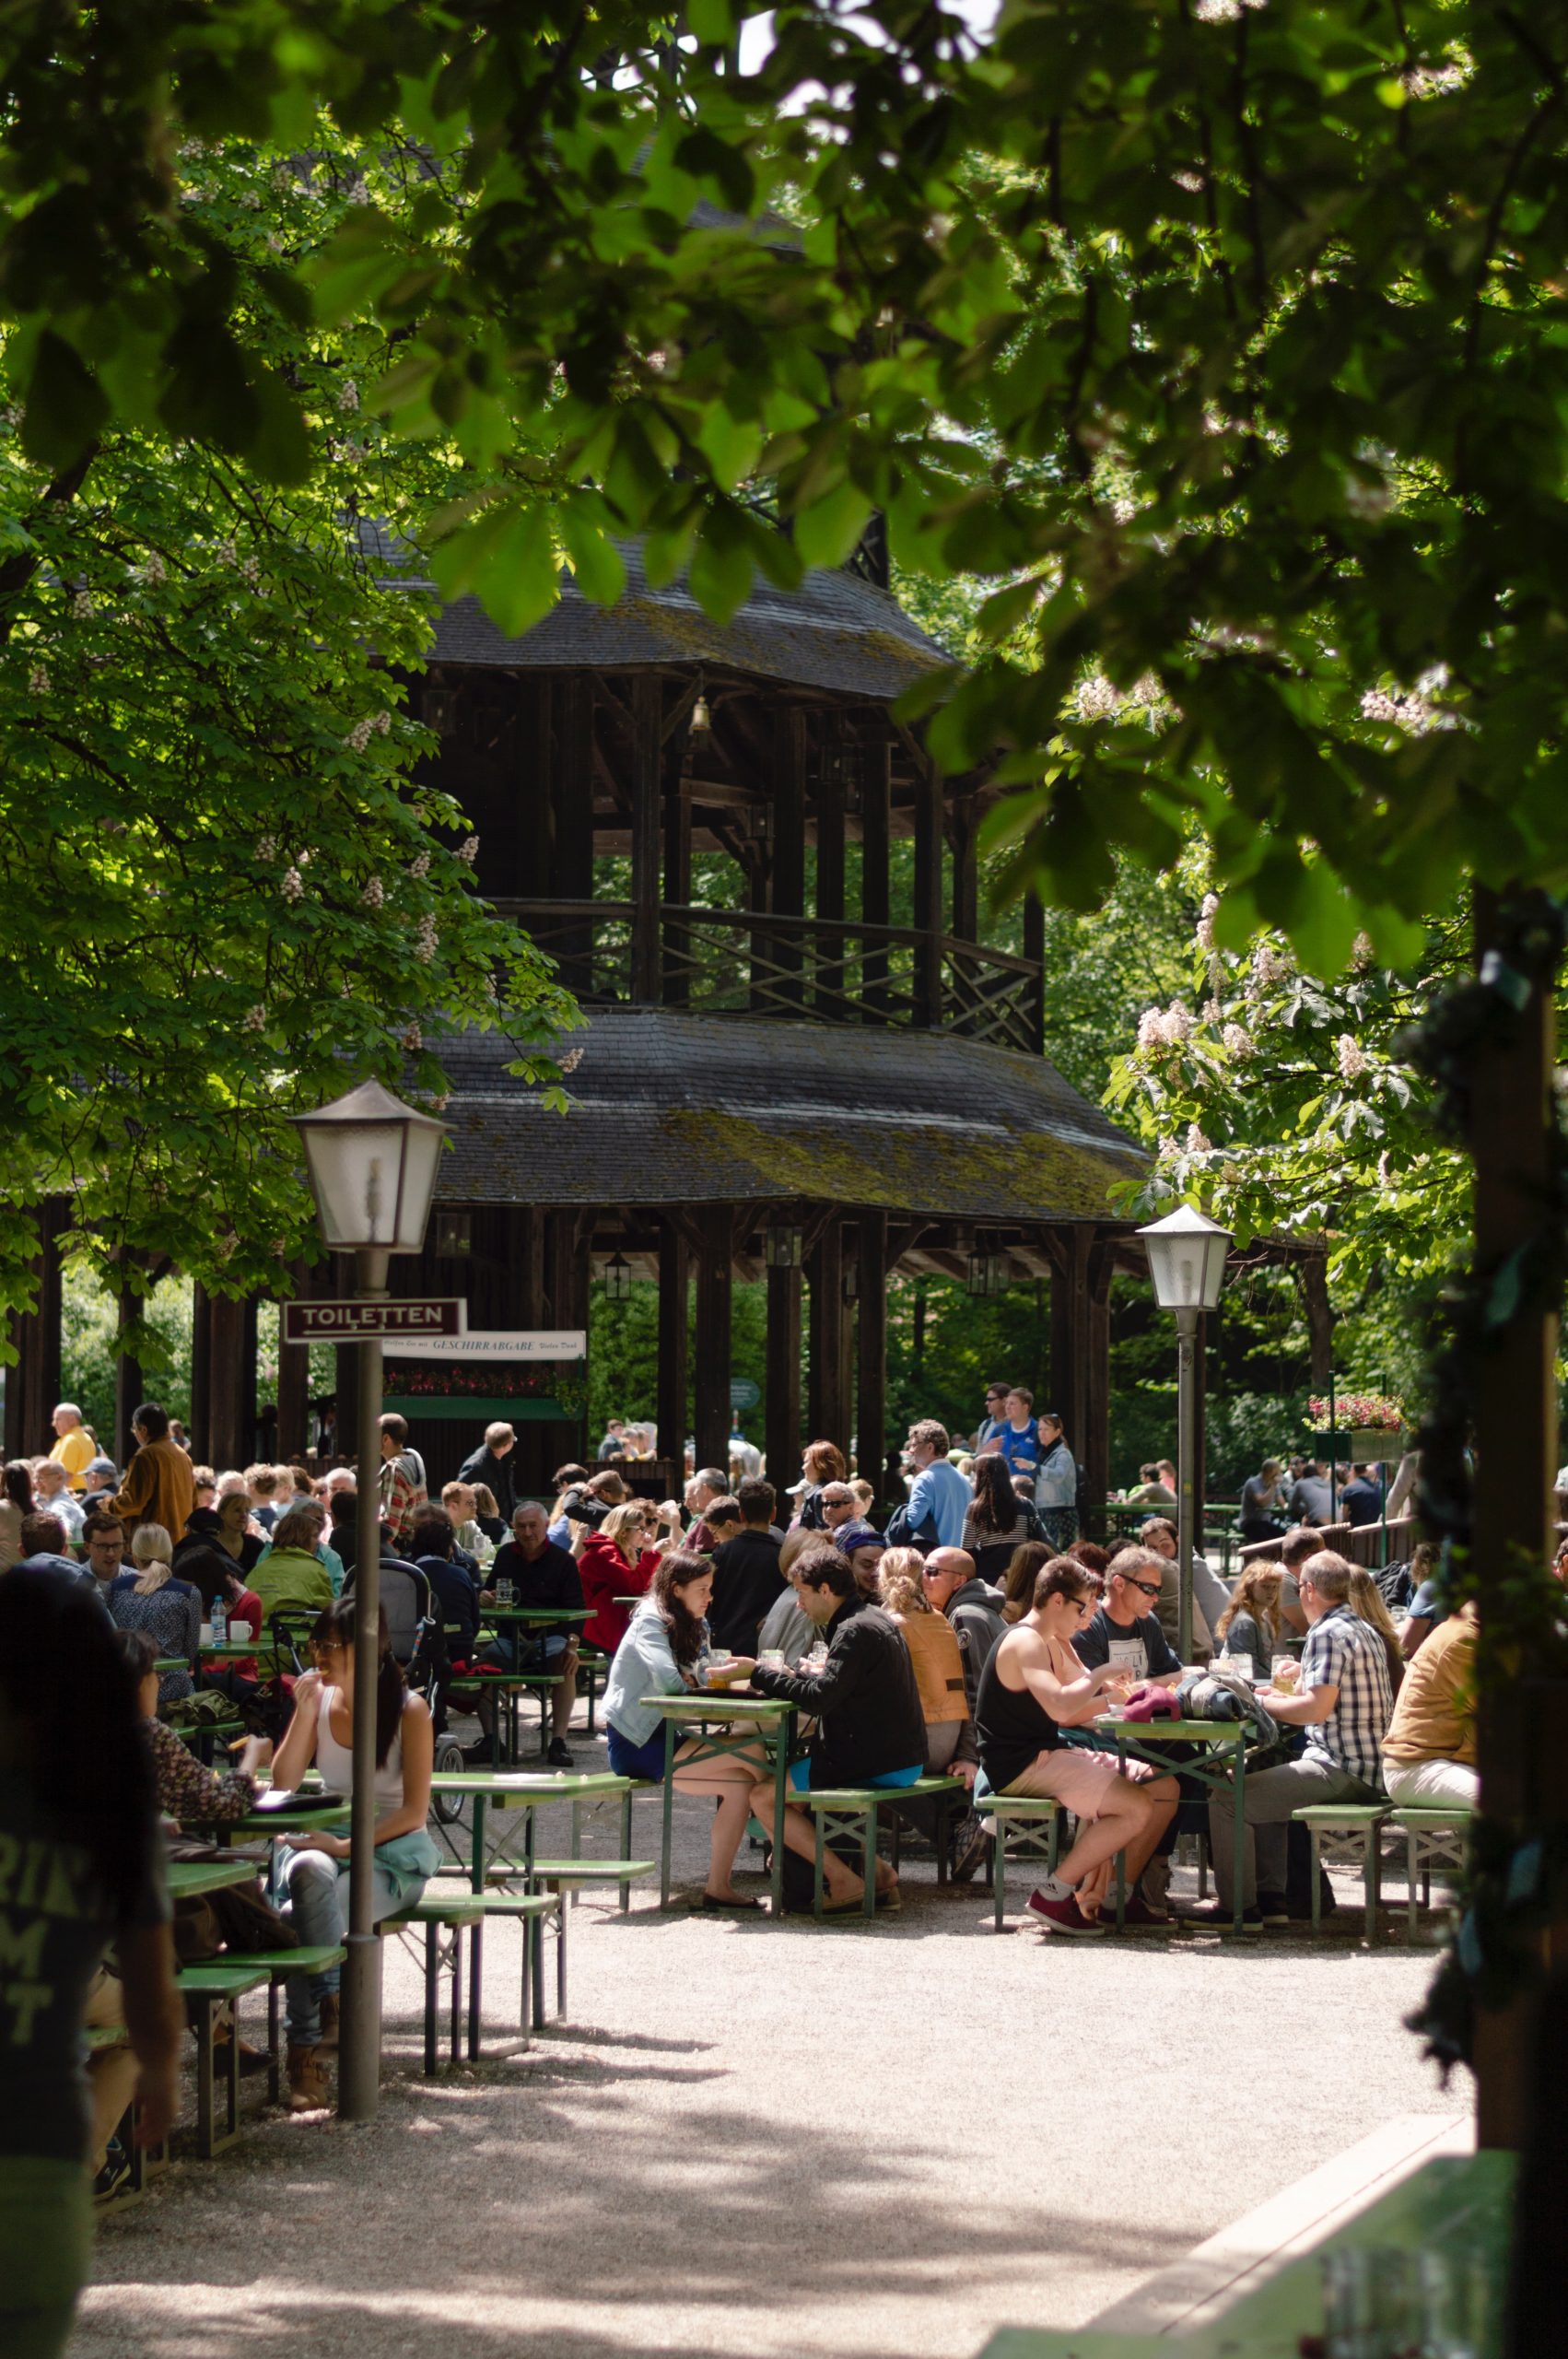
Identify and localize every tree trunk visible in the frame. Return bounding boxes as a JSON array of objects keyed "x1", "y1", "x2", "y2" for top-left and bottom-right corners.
[{"x1": 1298, "y1": 1252, "x2": 1333, "y2": 1390}]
